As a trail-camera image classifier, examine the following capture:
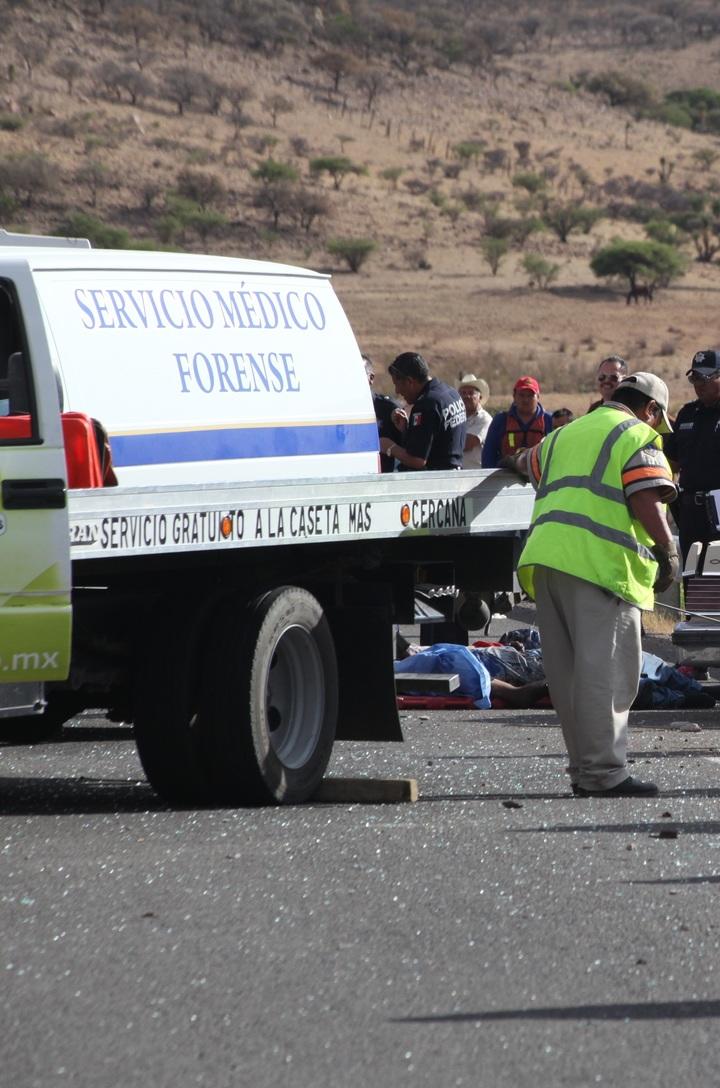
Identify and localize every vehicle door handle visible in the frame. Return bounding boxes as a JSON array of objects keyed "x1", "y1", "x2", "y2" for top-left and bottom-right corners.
[{"x1": 2, "y1": 478, "x2": 67, "y2": 510}]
